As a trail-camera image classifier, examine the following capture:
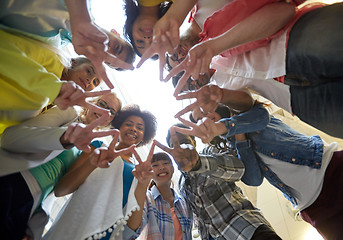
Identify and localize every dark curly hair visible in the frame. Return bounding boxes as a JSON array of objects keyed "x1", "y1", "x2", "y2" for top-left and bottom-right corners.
[
  {"x1": 123, "y1": 0, "x2": 172, "y2": 58},
  {"x1": 111, "y1": 104, "x2": 157, "y2": 146}
]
